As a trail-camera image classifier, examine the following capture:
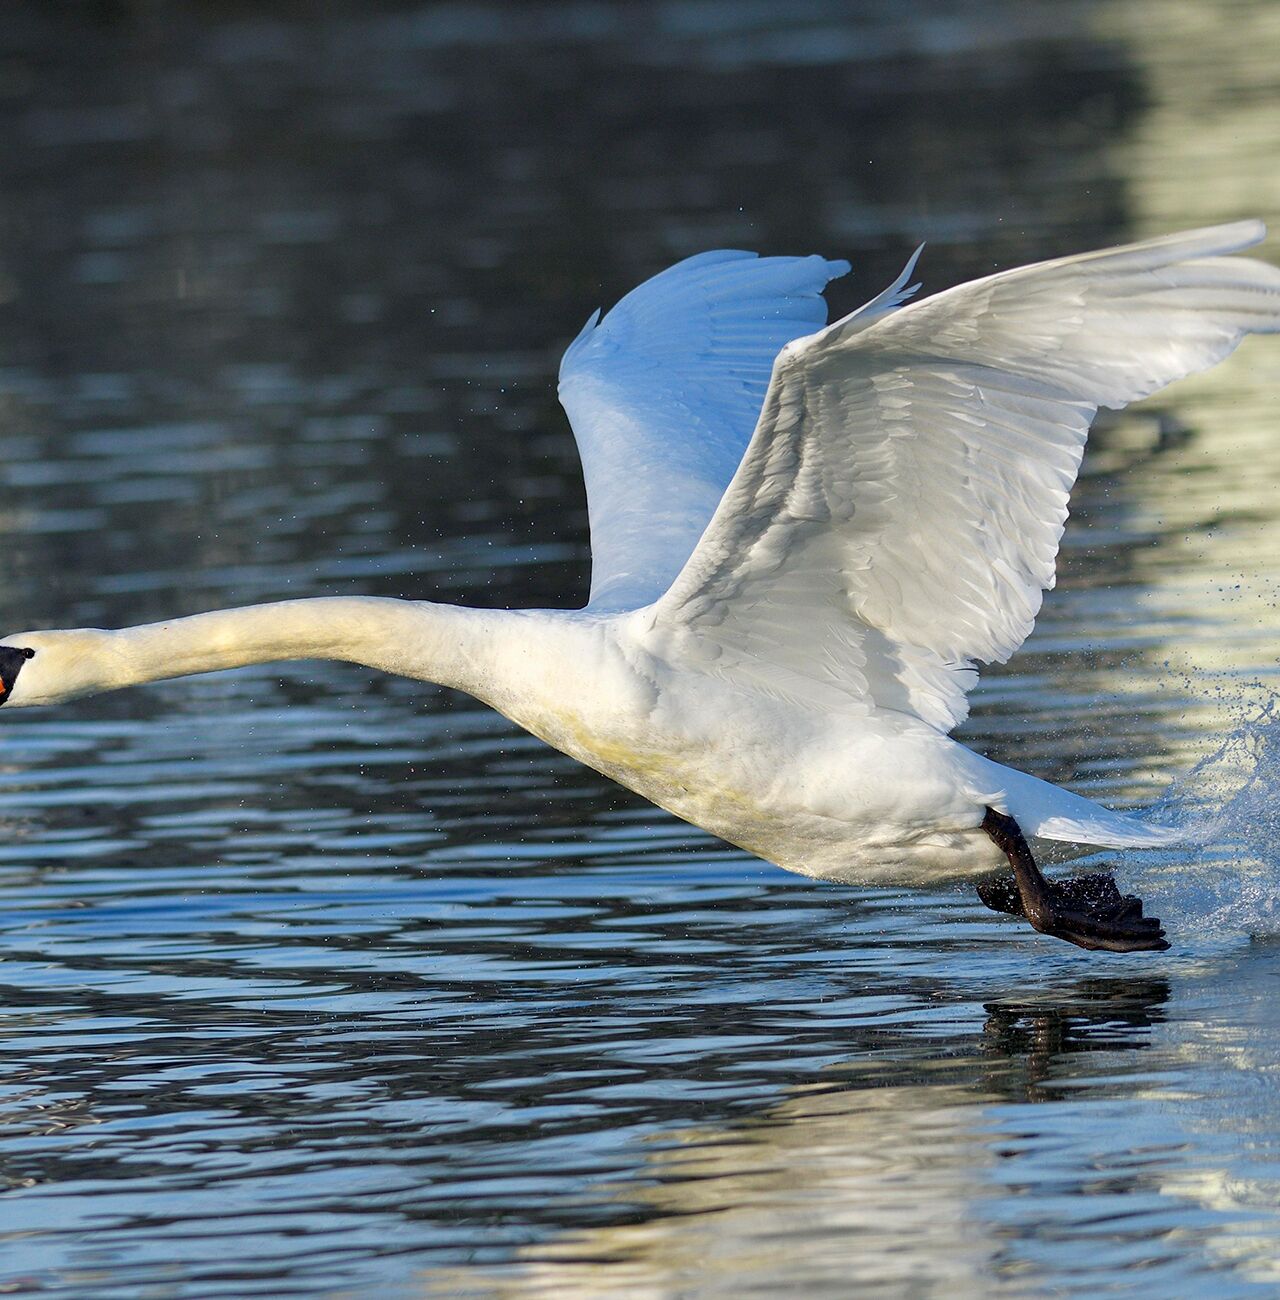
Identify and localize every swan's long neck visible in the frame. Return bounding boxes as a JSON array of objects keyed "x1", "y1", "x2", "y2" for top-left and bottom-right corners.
[{"x1": 14, "y1": 597, "x2": 519, "y2": 705}]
